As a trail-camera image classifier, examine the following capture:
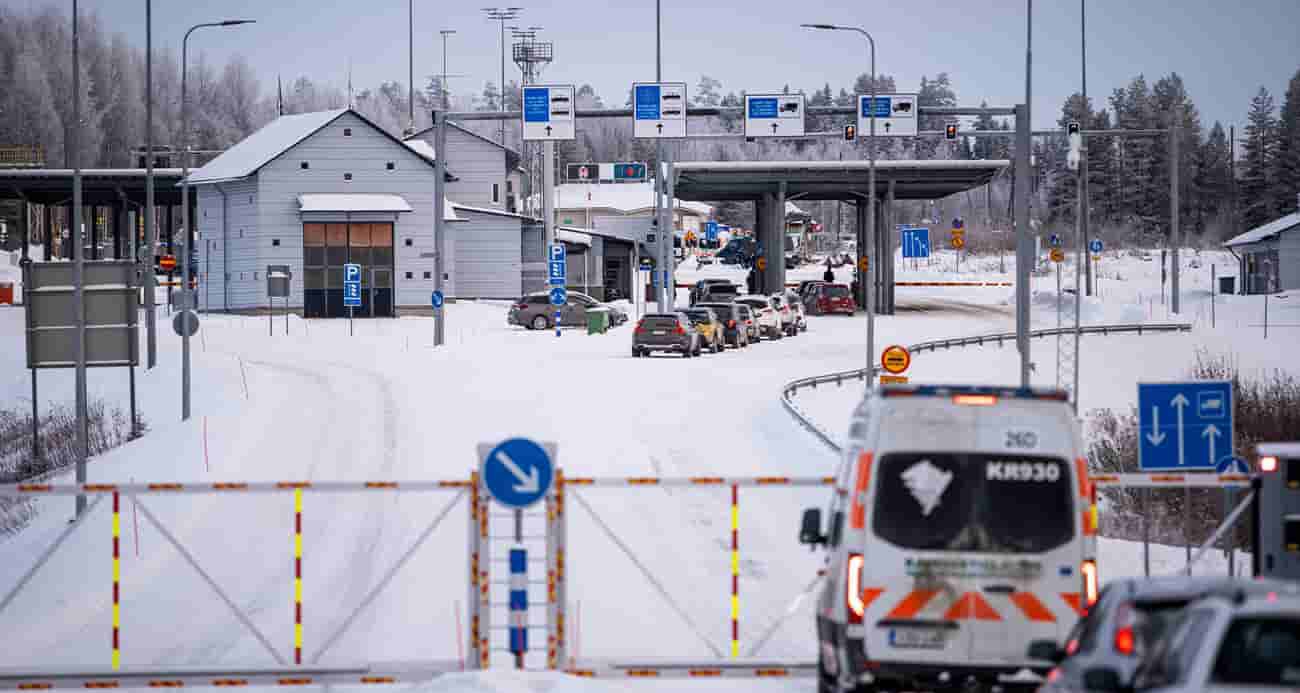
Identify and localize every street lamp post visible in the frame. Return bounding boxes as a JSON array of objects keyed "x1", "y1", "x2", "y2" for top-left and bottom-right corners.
[
  {"x1": 181, "y1": 19, "x2": 254, "y2": 422},
  {"x1": 801, "y1": 23, "x2": 877, "y2": 375},
  {"x1": 440, "y1": 29, "x2": 456, "y2": 110},
  {"x1": 408, "y1": 0, "x2": 414, "y2": 136},
  {"x1": 482, "y1": 7, "x2": 522, "y2": 145}
]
